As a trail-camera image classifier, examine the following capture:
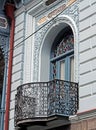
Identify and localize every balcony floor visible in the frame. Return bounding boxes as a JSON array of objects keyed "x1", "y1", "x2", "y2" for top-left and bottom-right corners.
[{"x1": 17, "y1": 115, "x2": 70, "y2": 130}]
